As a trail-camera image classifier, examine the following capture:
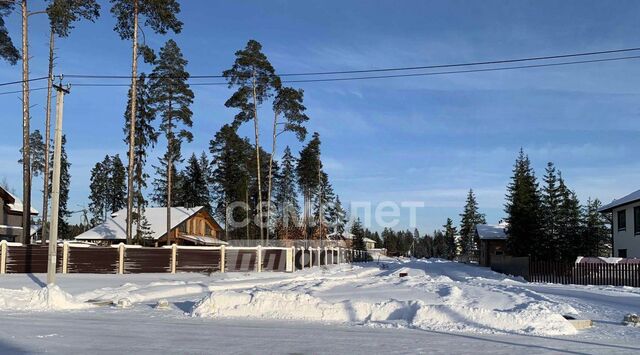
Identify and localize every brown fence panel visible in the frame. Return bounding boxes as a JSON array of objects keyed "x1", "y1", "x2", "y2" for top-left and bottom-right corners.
[
  {"x1": 6, "y1": 245, "x2": 62, "y2": 273},
  {"x1": 176, "y1": 249, "x2": 221, "y2": 273},
  {"x1": 225, "y1": 249, "x2": 257, "y2": 272},
  {"x1": 262, "y1": 249, "x2": 286, "y2": 272},
  {"x1": 526, "y1": 260, "x2": 640, "y2": 287},
  {"x1": 67, "y1": 247, "x2": 118, "y2": 273},
  {"x1": 124, "y1": 248, "x2": 171, "y2": 273}
]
